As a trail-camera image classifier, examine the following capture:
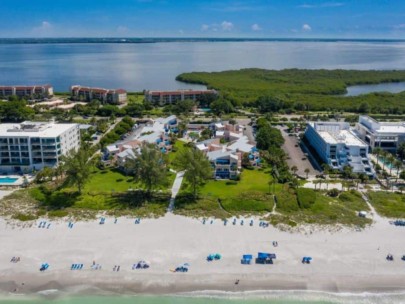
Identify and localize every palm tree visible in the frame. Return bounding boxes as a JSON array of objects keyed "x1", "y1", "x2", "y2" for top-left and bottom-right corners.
[
  {"x1": 373, "y1": 147, "x2": 383, "y2": 167},
  {"x1": 304, "y1": 168, "x2": 310, "y2": 179},
  {"x1": 394, "y1": 159, "x2": 402, "y2": 181},
  {"x1": 380, "y1": 150, "x2": 388, "y2": 173},
  {"x1": 291, "y1": 165, "x2": 298, "y2": 176},
  {"x1": 387, "y1": 154, "x2": 395, "y2": 176}
]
